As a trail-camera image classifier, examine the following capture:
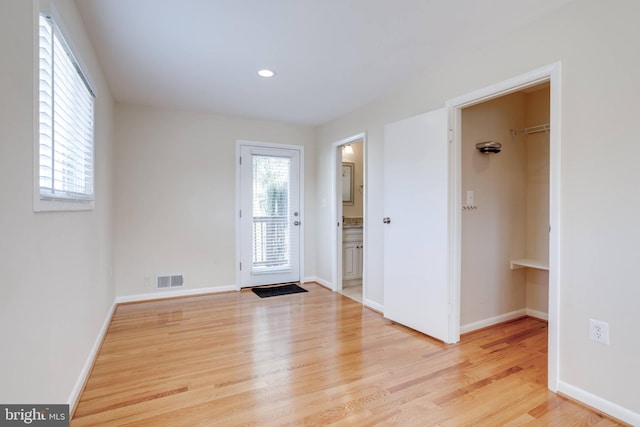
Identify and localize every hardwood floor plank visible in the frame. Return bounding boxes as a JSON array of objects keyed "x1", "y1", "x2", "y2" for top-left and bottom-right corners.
[{"x1": 72, "y1": 284, "x2": 625, "y2": 426}]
